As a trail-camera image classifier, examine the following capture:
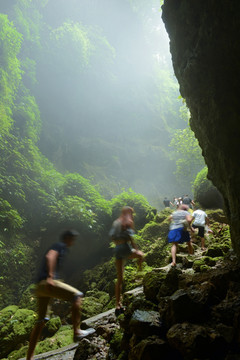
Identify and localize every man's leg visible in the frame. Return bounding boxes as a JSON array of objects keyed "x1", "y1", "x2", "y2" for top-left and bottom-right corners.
[
  {"x1": 171, "y1": 242, "x2": 178, "y2": 266},
  {"x1": 27, "y1": 297, "x2": 50, "y2": 360},
  {"x1": 129, "y1": 249, "x2": 144, "y2": 270},
  {"x1": 198, "y1": 226, "x2": 206, "y2": 250},
  {"x1": 72, "y1": 295, "x2": 82, "y2": 335},
  {"x1": 187, "y1": 240, "x2": 194, "y2": 255},
  {"x1": 35, "y1": 280, "x2": 94, "y2": 342},
  {"x1": 115, "y1": 258, "x2": 124, "y2": 309},
  {"x1": 201, "y1": 237, "x2": 206, "y2": 250}
]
